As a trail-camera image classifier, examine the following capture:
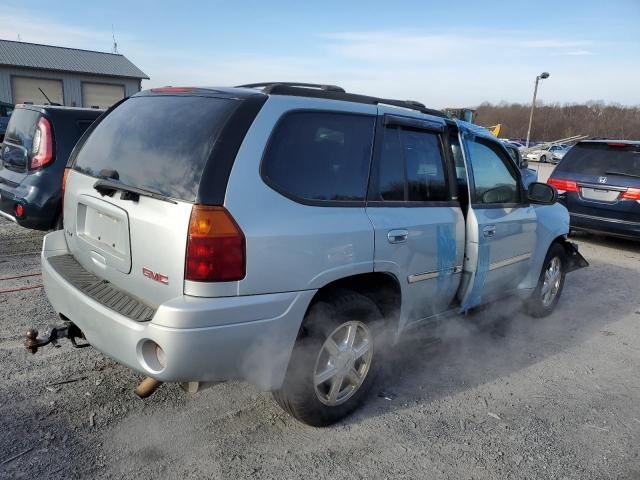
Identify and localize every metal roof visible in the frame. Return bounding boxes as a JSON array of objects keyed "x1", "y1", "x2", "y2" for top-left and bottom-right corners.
[{"x1": 0, "y1": 39, "x2": 148, "y2": 79}]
